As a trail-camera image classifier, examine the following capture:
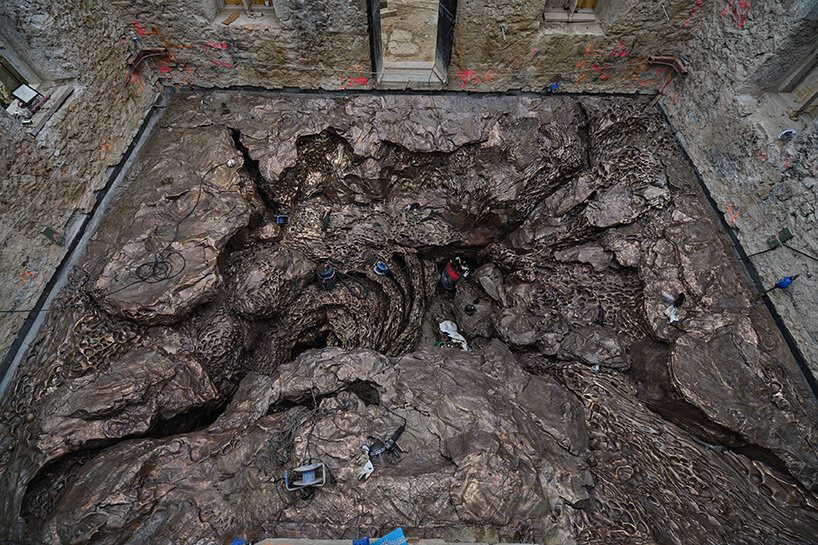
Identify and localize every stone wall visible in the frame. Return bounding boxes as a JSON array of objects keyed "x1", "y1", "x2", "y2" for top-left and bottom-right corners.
[
  {"x1": 0, "y1": 1, "x2": 159, "y2": 370},
  {"x1": 1, "y1": 0, "x2": 816, "y2": 379},
  {"x1": 657, "y1": 0, "x2": 818, "y2": 373},
  {"x1": 451, "y1": 0, "x2": 695, "y2": 93}
]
